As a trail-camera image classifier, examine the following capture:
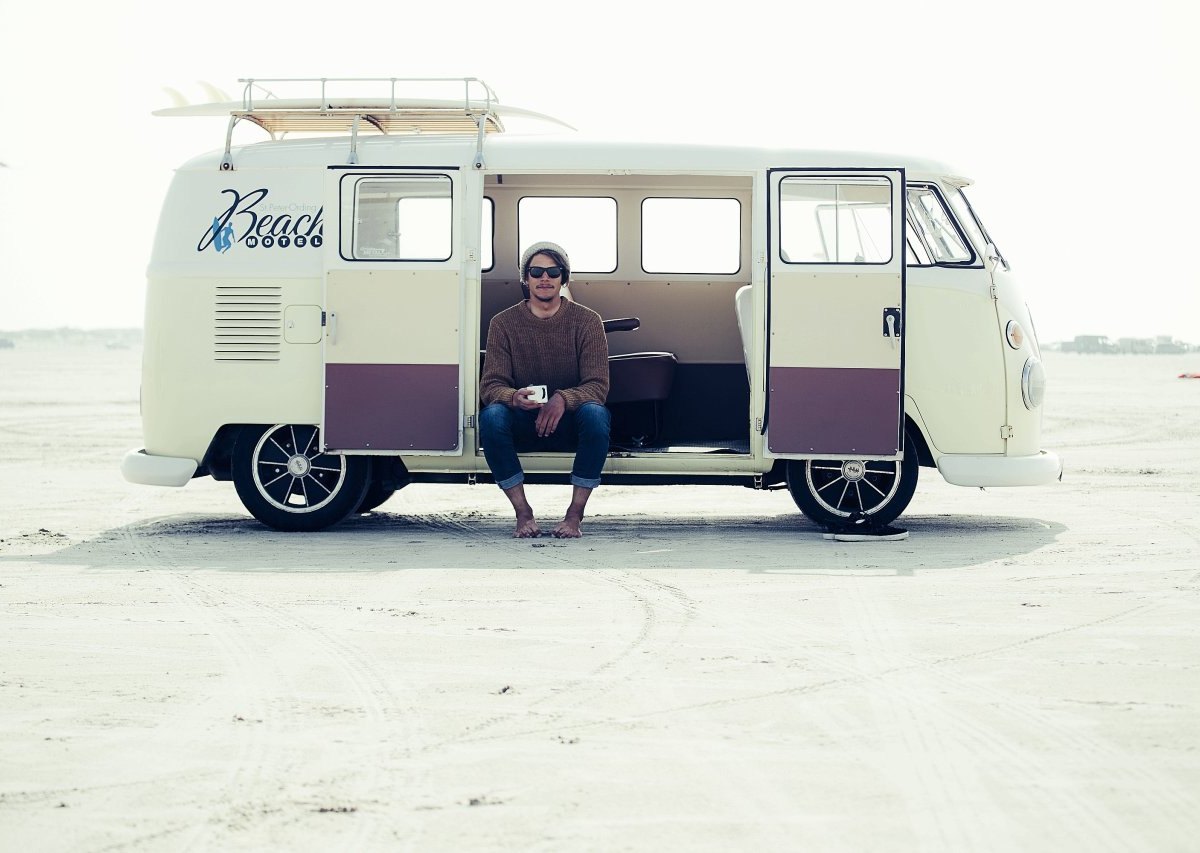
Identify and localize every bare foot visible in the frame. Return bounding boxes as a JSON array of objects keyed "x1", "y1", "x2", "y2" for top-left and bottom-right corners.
[
  {"x1": 513, "y1": 512, "x2": 541, "y2": 538},
  {"x1": 552, "y1": 515, "x2": 583, "y2": 538},
  {"x1": 503, "y1": 484, "x2": 539, "y2": 538}
]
